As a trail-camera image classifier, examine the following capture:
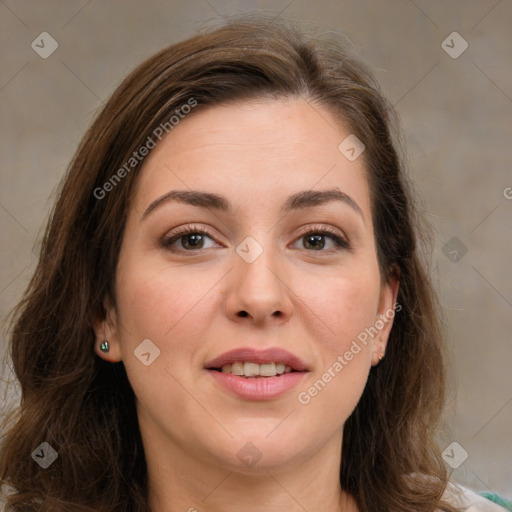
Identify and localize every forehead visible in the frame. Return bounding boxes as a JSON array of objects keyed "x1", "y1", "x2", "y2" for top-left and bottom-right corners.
[{"x1": 132, "y1": 98, "x2": 371, "y2": 218}]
